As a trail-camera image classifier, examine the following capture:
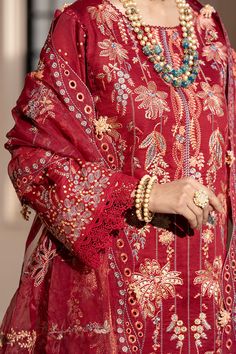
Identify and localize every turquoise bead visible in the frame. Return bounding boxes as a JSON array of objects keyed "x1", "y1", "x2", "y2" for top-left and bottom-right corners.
[
  {"x1": 192, "y1": 65, "x2": 199, "y2": 75},
  {"x1": 183, "y1": 56, "x2": 190, "y2": 65},
  {"x1": 182, "y1": 39, "x2": 190, "y2": 49},
  {"x1": 171, "y1": 69, "x2": 182, "y2": 78},
  {"x1": 180, "y1": 65, "x2": 189, "y2": 74},
  {"x1": 162, "y1": 73, "x2": 173, "y2": 83},
  {"x1": 181, "y1": 80, "x2": 190, "y2": 88},
  {"x1": 188, "y1": 75, "x2": 195, "y2": 83},
  {"x1": 173, "y1": 79, "x2": 182, "y2": 88},
  {"x1": 143, "y1": 46, "x2": 152, "y2": 56},
  {"x1": 154, "y1": 45, "x2": 162, "y2": 55},
  {"x1": 193, "y1": 51, "x2": 199, "y2": 60},
  {"x1": 163, "y1": 64, "x2": 172, "y2": 73},
  {"x1": 154, "y1": 63, "x2": 163, "y2": 73}
]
